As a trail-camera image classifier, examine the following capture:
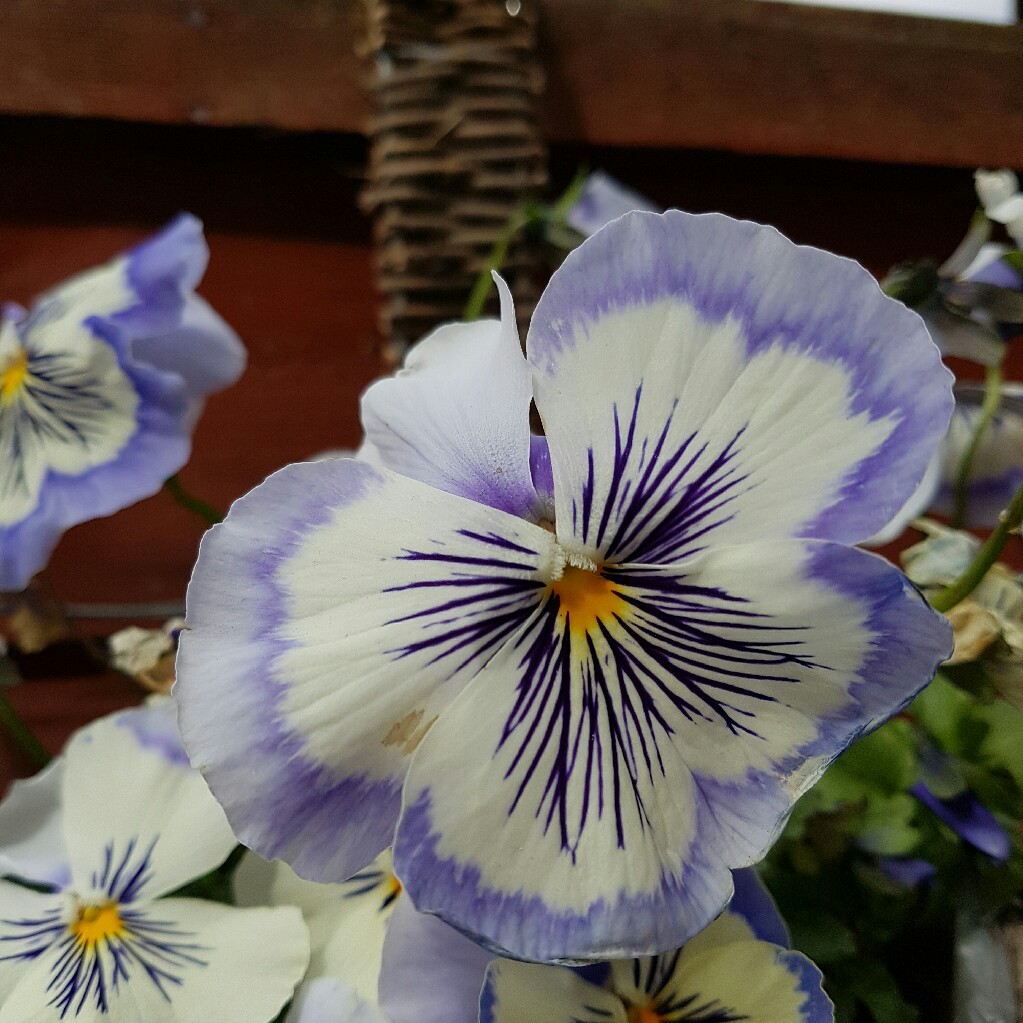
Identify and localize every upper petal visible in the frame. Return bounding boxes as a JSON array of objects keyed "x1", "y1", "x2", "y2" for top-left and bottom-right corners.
[
  {"x1": 61, "y1": 703, "x2": 237, "y2": 901},
  {"x1": 608, "y1": 924, "x2": 833, "y2": 1023},
  {"x1": 131, "y1": 294, "x2": 246, "y2": 411},
  {"x1": 481, "y1": 959, "x2": 624, "y2": 1023},
  {"x1": 360, "y1": 278, "x2": 539, "y2": 520},
  {"x1": 527, "y1": 211, "x2": 953, "y2": 561},
  {"x1": 176, "y1": 456, "x2": 557, "y2": 884}
]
